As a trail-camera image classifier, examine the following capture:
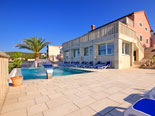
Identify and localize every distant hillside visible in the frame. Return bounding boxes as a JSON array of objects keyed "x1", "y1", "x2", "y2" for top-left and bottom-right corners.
[{"x1": 6, "y1": 52, "x2": 45, "y2": 59}]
